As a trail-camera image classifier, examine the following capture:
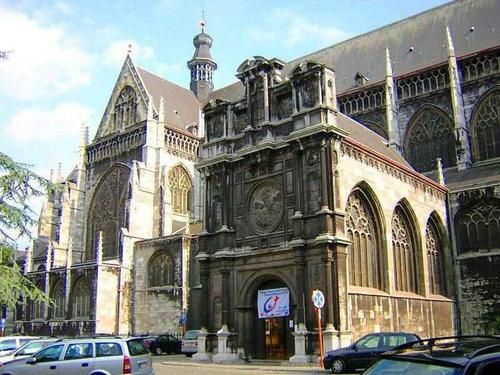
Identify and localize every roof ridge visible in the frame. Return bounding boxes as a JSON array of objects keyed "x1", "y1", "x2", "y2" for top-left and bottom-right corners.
[
  {"x1": 286, "y1": 0, "x2": 459, "y2": 67},
  {"x1": 136, "y1": 65, "x2": 194, "y2": 95}
]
